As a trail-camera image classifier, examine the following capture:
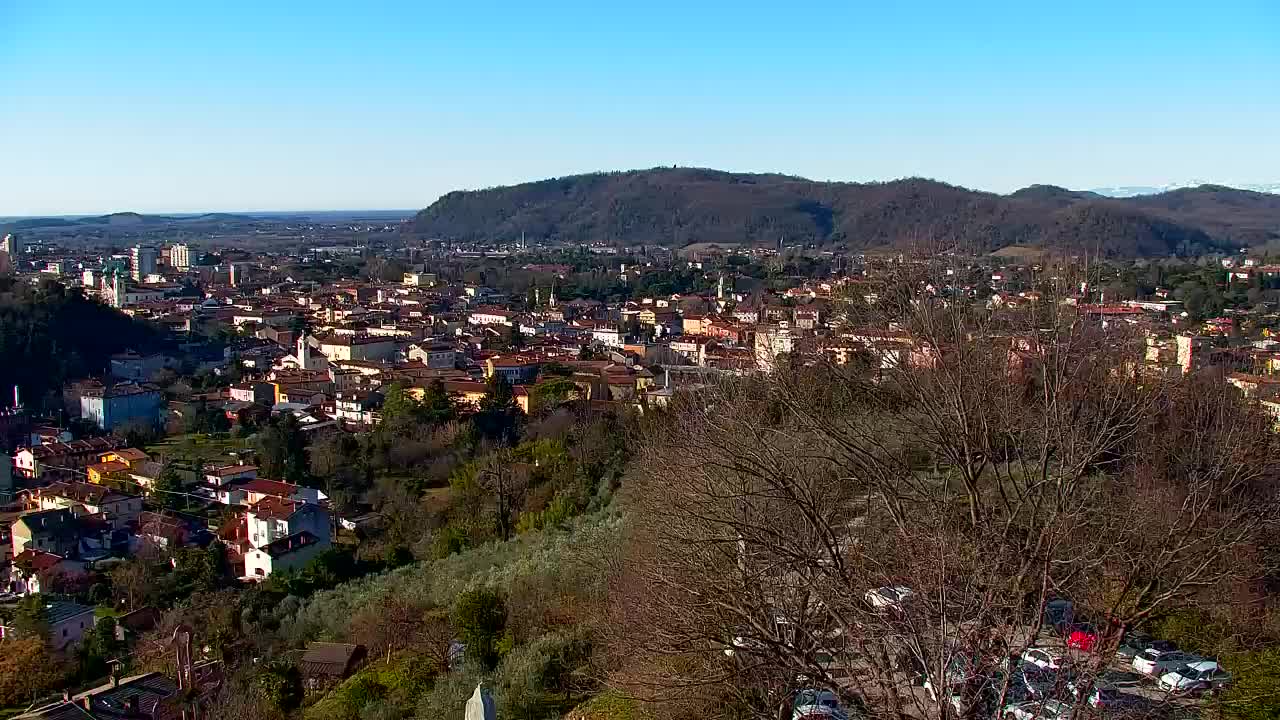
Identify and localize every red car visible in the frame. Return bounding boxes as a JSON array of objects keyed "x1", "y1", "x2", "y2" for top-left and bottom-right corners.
[{"x1": 1066, "y1": 624, "x2": 1098, "y2": 651}]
